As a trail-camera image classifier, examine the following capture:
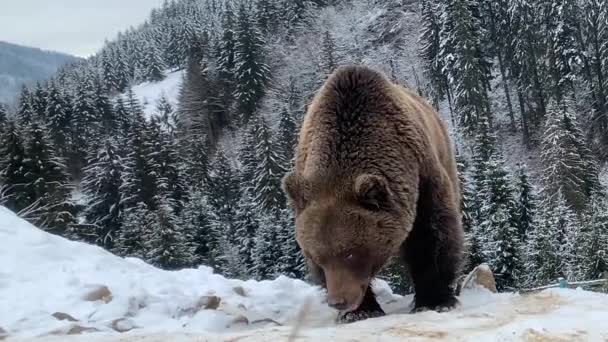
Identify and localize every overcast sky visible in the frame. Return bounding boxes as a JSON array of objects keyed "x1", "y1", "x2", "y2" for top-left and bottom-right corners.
[{"x1": 0, "y1": 0, "x2": 165, "y2": 57}]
